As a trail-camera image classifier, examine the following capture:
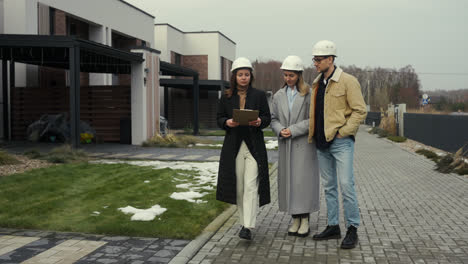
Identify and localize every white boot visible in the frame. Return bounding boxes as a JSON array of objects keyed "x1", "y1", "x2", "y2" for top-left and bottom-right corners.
[
  {"x1": 288, "y1": 217, "x2": 300, "y2": 236},
  {"x1": 297, "y1": 216, "x2": 310, "y2": 237}
]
